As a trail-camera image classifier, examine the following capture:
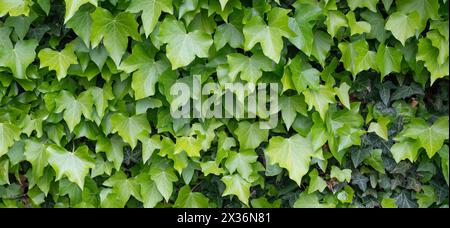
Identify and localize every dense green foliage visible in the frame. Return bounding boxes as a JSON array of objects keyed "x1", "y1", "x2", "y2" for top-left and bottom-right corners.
[{"x1": 0, "y1": 0, "x2": 449, "y2": 208}]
